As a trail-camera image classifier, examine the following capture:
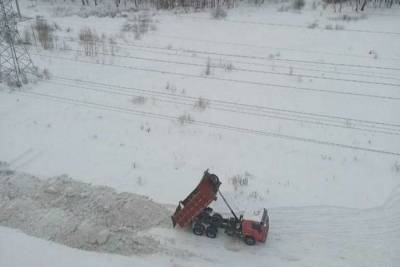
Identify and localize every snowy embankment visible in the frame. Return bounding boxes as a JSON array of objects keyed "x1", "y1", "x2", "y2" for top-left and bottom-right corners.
[
  {"x1": 0, "y1": 166, "x2": 170, "y2": 256},
  {"x1": 1, "y1": 167, "x2": 399, "y2": 267}
]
